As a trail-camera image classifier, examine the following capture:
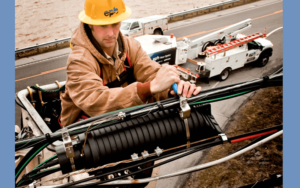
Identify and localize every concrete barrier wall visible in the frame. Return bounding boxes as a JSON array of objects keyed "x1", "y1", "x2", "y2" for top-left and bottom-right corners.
[{"x1": 15, "y1": 0, "x2": 260, "y2": 60}]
